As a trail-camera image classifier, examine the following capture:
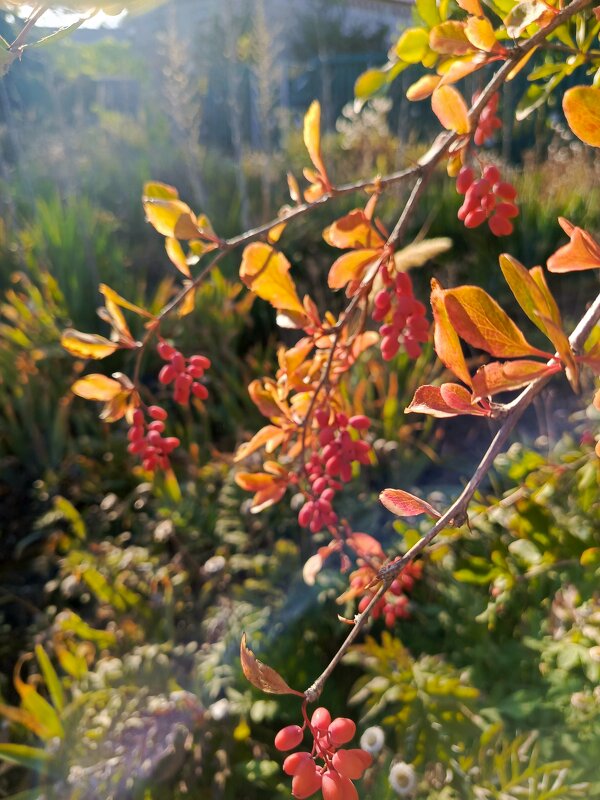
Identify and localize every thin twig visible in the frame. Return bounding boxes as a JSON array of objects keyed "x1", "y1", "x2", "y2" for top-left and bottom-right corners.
[{"x1": 9, "y1": 5, "x2": 48, "y2": 52}]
